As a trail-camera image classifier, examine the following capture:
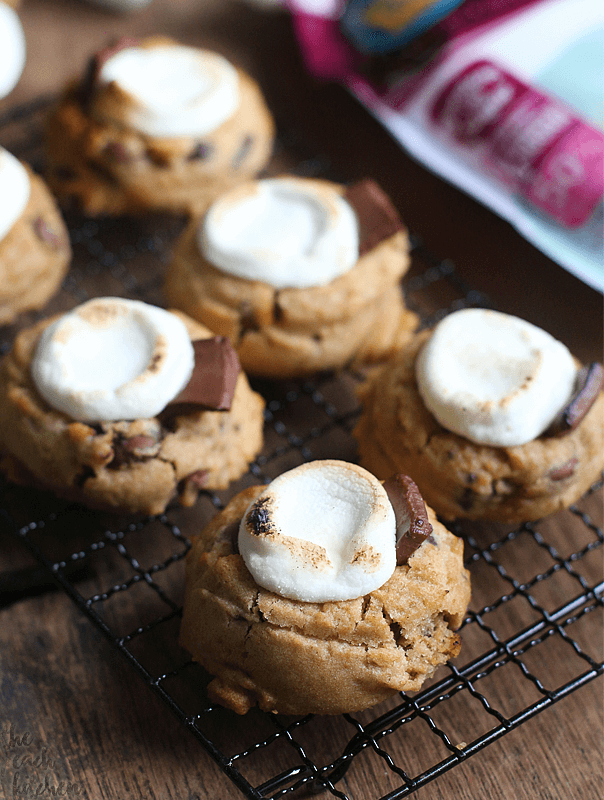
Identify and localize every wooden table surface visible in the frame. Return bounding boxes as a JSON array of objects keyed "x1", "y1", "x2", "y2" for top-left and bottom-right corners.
[{"x1": 1, "y1": 2, "x2": 602, "y2": 799}]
